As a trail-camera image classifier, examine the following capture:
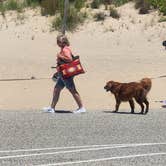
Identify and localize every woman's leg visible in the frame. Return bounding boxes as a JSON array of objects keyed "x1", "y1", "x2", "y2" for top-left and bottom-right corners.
[
  {"x1": 51, "y1": 86, "x2": 63, "y2": 109},
  {"x1": 68, "y1": 87, "x2": 83, "y2": 109},
  {"x1": 63, "y1": 76, "x2": 85, "y2": 112}
]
